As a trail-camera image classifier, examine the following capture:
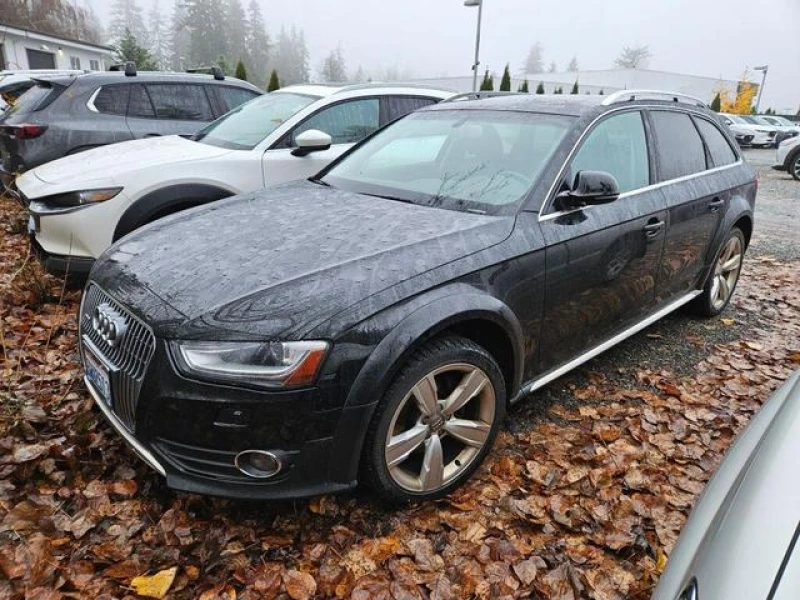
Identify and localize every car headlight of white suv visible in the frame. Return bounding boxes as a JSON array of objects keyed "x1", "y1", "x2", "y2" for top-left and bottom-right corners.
[{"x1": 29, "y1": 187, "x2": 122, "y2": 215}]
